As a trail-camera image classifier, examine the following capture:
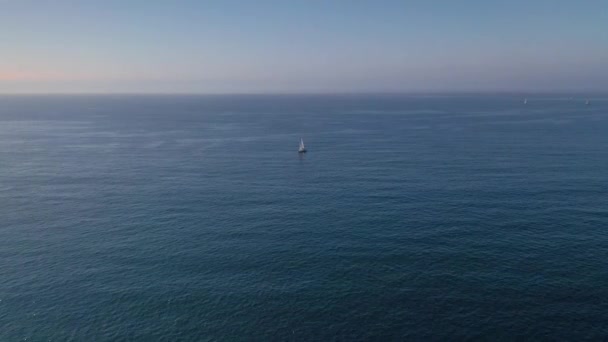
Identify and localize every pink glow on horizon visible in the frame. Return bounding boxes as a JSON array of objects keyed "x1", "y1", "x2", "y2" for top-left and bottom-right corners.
[{"x1": 0, "y1": 69, "x2": 68, "y2": 82}]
